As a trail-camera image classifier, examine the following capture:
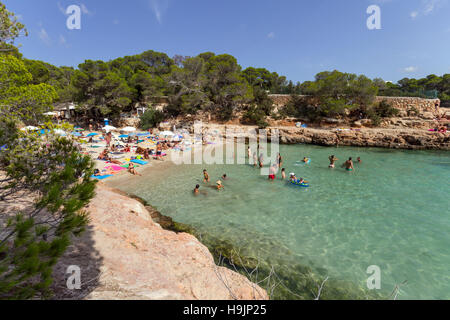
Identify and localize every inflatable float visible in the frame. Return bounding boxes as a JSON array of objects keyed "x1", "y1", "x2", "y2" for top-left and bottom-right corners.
[{"x1": 290, "y1": 180, "x2": 310, "y2": 188}]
